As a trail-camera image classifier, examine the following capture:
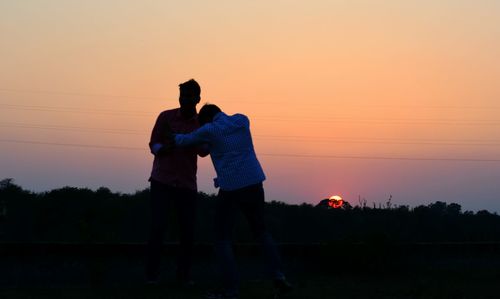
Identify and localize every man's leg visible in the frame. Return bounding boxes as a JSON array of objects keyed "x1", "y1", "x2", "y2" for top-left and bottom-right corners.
[
  {"x1": 239, "y1": 184, "x2": 285, "y2": 281},
  {"x1": 145, "y1": 180, "x2": 170, "y2": 282},
  {"x1": 175, "y1": 188, "x2": 197, "y2": 283},
  {"x1": 213, "y1": 189, "x2": 239, "y2": 296}
]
